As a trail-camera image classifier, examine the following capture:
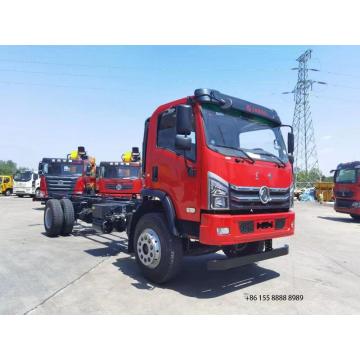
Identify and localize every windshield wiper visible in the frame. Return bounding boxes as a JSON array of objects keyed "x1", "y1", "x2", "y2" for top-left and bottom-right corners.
[
  {"x1": 252, "y1": 150, "x2": 286, "y2": 168},
  {"x1": 211, "y1": 144, "x2": 255, "y2": 164}
]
